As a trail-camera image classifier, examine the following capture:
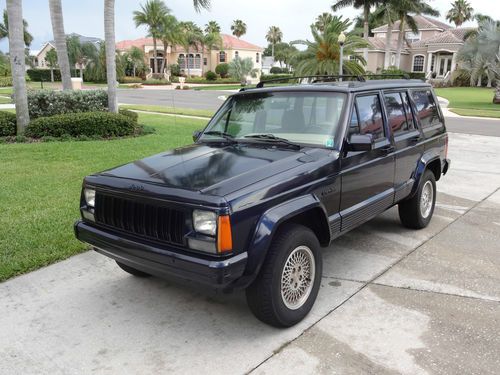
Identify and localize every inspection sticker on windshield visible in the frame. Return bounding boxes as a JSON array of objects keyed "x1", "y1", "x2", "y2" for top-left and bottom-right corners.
[{"x1": 325, "y1": 138, "x2": 334, "y2": 148}]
